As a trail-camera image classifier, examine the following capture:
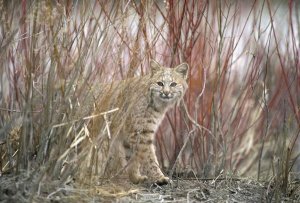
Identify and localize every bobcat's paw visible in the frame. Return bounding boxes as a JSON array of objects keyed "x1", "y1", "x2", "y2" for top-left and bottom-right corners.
[
  {"x1": 130, "y1": 174, "x2": 148, "y2": 184},
  {"x1": 154, "y1": 176, "x2": 170, "y2": 186}
]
